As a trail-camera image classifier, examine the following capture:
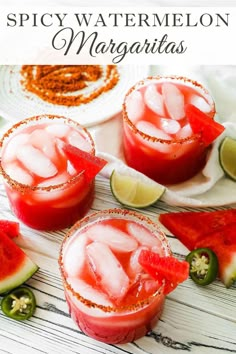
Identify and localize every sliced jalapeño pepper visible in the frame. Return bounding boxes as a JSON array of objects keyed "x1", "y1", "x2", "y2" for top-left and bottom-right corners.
[
  {"x1": 186, "y1": 248, "x2": 218, "y2": 286},
  {"x1": 1, "y1": 287, "x2": 36, "y2": 320}
]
